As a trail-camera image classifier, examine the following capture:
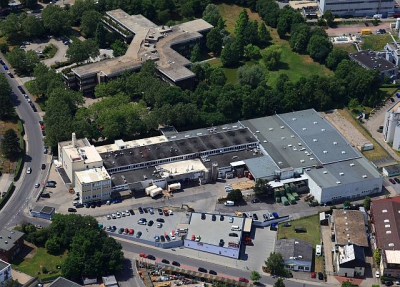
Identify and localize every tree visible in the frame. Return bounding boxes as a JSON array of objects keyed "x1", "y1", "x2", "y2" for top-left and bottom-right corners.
[
  {"x1": 190, "y1": 43, "x2": 201, "y2": 62},
  {"x1": 25, "y1": 50, "x2": 41, "y2": 73},
  {"x1": 69, "y1": 0, "x2": 96, "y2": 25},
  {"x1": 0, "y1": 14, "x2": 21, "y2": 39},
  {"x1": 253, "y1": 179, "x2": 272, "y2": 197},
  {"x1": 341, "y1": 282, "x2": 354, "y2": 287},
  {"x1": 7, "y1": 49, "x2": 40, "y2": 74},
  {"x1": 258, "y1": 23, "x2": 271, "y2": 46},
  {"x1": 373, "y1": 248, "x2": 381, "y2": 265},
  {"x1": 22, "y1": 15, "x2": 45, "y2": 38},
  {"x1": 1, "y1": 129, "x2": 20, "y2": 159},
  {"x1": 20, "y1": 0, "x2": 37, "y2": 7},
  {"x1": 235, "y1": 9, "x2": 249, "y2": 37},
  {"x1": 226, "y1": 189, "x2": 243, "y2": 202},
  {"x1": 80, "y1": 10, "x2": 101, "y2": 38},
  {"x1": 202, "y1": 4, "x2": 221, "y2": 26},
  {"x1": 209, "y1": 68, "x2": 226, "y2": 86},
  {"x1": 111, "y1": 40, "x2": 128, "y2": 57},
  {"x1": 344, "y1": 201, "x2": 351, "y2": 207},
  {"x1": 324, "y1": 10, "x2": 335, "y2": 27},
  {"x1": 289, "y1": 23, "x2": 310, "y2": 53},
  {"x1": 206, "y1": 28, "x2": 223, "y2": 55},
  {"x1": 265, "y1": 252, "x2": 285, "y2": 275},
  {"x1": 363, "y1": 196, "x2": 371, "y2": 211},
  {"x1": 325, "y1": 48, "x2": 349, "y2": 70},
  {"x1": 45, "y1": 238, "x2": 61, "y2": 255},
  {"x1": 256, "y1": 0, "x2": 280, "y2": 28},
  {"x1": 277, "y1": 7, "x2": 294, "y2": 38},
  {"x1": 244, "y1": 44, "x2": 260, "y2": 60},
  {"x1": 307, "y1": 34, "x2": 332, "y2": 63},
  {"x1": 238, "y1": 65, "x2": 265, "y2": 89},
  {"x1": 221, "y1": 39, "x2": 241, "y2": 67},
  {"x1": 348, "y1": 98, "x2": 360, "y2": 110},
  {"x1": 3, "y1": 279, "x2": 19, "y2": 287},
  {"x1": 66, "y1": 39, "x2": 100, "y2": 63},
  {"x1": 274, "y1": 278, "x2": 285, "y2": 287},
  {"x1": 0, "y1": 74, "x2": 13, "y2": 119},
  {"x1": 250, "y1": 271, "x2": 261, "y2": 283},
  {"x1": 95, "y1": 23, "x2": 107, "y2": 48},
  {"x1": 262, "y1": 45, "x2": 282, "y2": 71},
  {"x1": 42, "y1": 5, "x2": 71, "y2": 35}
]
